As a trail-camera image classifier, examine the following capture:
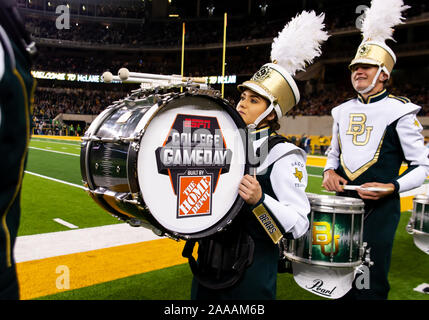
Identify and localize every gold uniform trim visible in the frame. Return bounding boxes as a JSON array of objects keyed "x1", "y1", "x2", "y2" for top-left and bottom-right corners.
[
  {"x1": 350, "y1": 43, "x2": 395, "y2": 74},
  {"x1": 1, "y1": 69, "x2": 32, "y2": 268},
  {"x1": 388, "y1": 94, "x2": 410, "y2": 104},
  {"x1": 252, "y1": 203, "x2": 283, "y2": 244},
  {"x1": 358, "y1": 89, "x2": 387, "y2": 104},
  {"x1": 339, "y1": 130, "x2": 386, "y2": 181}
]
